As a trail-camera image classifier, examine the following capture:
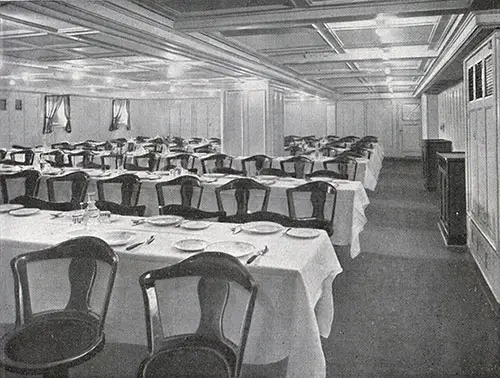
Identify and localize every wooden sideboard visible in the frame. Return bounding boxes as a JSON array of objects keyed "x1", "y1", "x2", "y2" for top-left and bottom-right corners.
[
  {"x1": 422, "y1": 139, "x2": 452, "y2": 191},
  {"x1": 437, "y1": 152, "x2": 466, "y2": 245}
]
